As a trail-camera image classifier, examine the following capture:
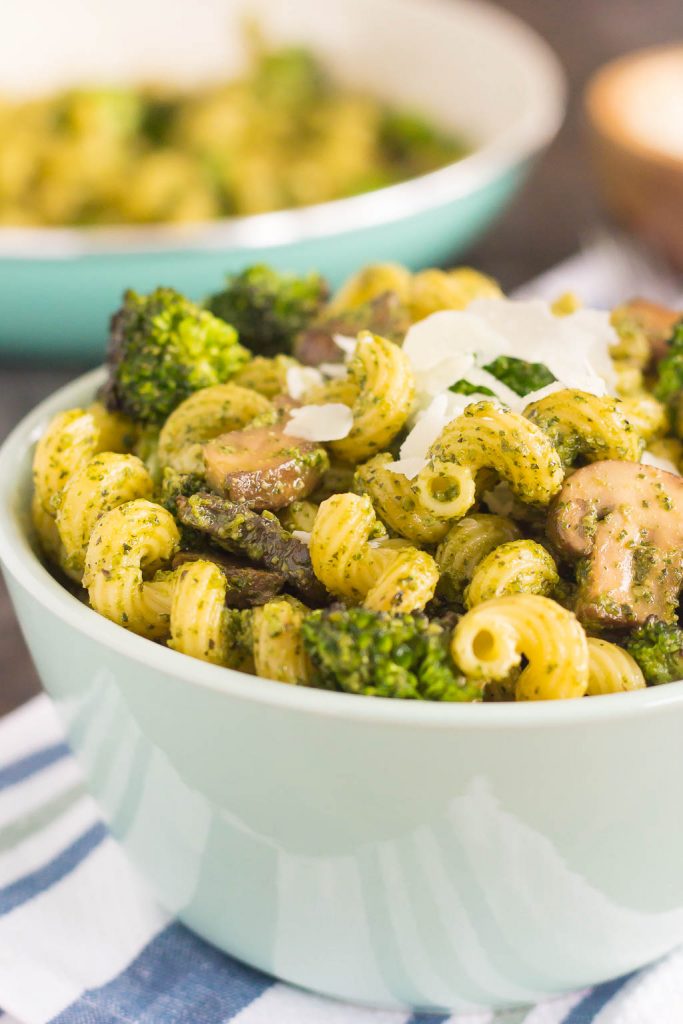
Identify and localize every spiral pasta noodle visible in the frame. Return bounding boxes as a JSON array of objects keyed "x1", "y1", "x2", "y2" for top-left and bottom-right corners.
[
  {"x1": 253, "y1": 598, "x2": 312, "y2": 685},
  {"x1": 33, "y1": 408, "x2": 103, "y2": 518},
  {"x1": 32, "y1": 404, "x2": 135, "y2": 564},
  {"x1": 158, "y1": 383, "x2": 272, "y2": 474},
  {"x1": 169, "y1": 559, "x2": 229, "y2": 665},
  {"x1": 451, "y1": 594, "x2": 589, "y2": 700},
  {"x1": 523, "y1": 390, "x2": 642, "y2": 467},
  {"x1": 84, "y1": 499, "x2": 179, "y2": 638},
  {"x1": 586, "y1": 637, "x2": 646, "y2": 696},
  {"x1": 355, "y1": 453, "x2": 451, "y2": 544},
  {"x1": 56, "y1": 453, "x2": 153, "y2": 580},
  {"x1": 330, "y1": 263, "x2": 413, "y2": 312},
  {"x1": 310, "y1": 493, "x2": 438, "y2": 613},
  {"x1": 416, "y1": 401, "x2": 564, "y2": 521},
  {"x1": 464, "y1": 539, "x2": 559, "y2": 609},
  {"x1": 619, "y1": 393, "x2": 668, "y2": 443},
  {"x1": 233, "y1": 355, "x2": 298, "y2": 398},
  {"x1": 435, "y1": 514, "x2": 521, "y2": 603},
  {"x1": 87, "y1": 402, "x2": 137, "y2": 453},
  {"x1": 408, "y1": 267, "x2": 502, "y2": 321},
  {"x1": 329, "y1": 333, "x2": 415, "y2": 463}
]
